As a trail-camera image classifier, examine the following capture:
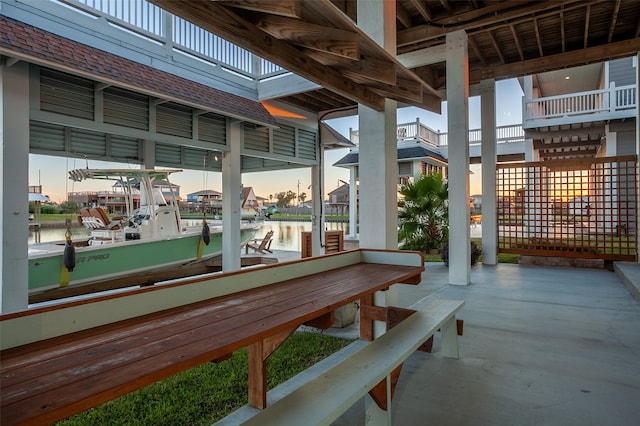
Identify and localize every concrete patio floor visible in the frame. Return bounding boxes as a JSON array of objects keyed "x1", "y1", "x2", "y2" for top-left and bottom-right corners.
[{"x1": 332, "y1": 262, "x2": 640, "y2": 425}]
